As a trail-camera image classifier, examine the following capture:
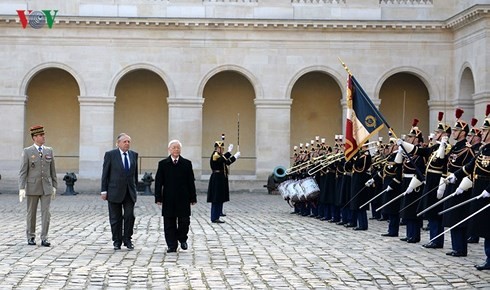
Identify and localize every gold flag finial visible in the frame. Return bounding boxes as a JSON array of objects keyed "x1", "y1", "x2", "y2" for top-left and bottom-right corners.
[{"x1": 338, "y1": 57, "x2": 352, "y2": 76}]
